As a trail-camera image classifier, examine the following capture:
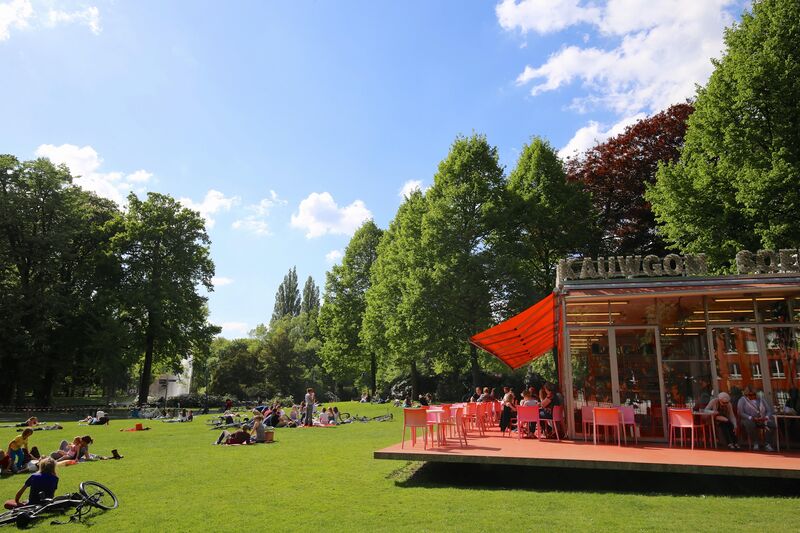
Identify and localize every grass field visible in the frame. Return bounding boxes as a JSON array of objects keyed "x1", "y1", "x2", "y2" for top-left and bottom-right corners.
[{"x1": 0, "y1": 402, "x2": 795, "y2": 532}]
